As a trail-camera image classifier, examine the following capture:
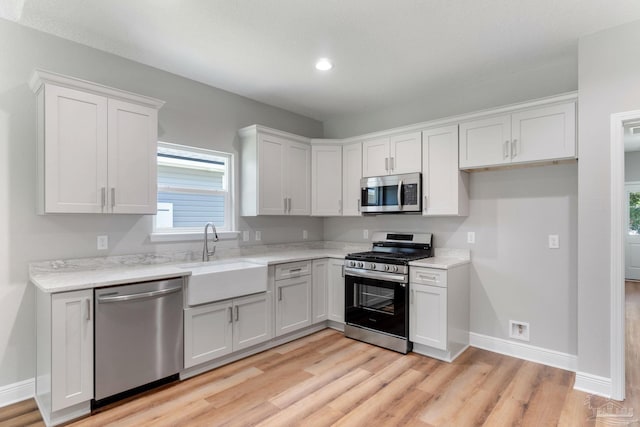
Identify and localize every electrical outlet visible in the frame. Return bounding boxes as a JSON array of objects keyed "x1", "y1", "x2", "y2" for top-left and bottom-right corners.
[
  {"x1": 303, "y1": 230, "x2": 308, "y2": 240},
  {"x1": 467, "y1": 231, "x2": 475, "y2": 244},
  {"x1": 548, "y1": 234, "x2": 560, "y2": 249},
  {"x1": 242, "y1": 231, "x2": 249, "y2": 242},
  {"x1": 97, "y1": 235, "x2": 108, "y2": 250},
  {"x1": 255, "y1": 230, "x2": 261, "y2": 241},
  {"x1": 509, "y1": 320, "x2": 530, "y2": 342},
  {"x1": 363, "y1": 229, "x2": 369, "y2": 239}
]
